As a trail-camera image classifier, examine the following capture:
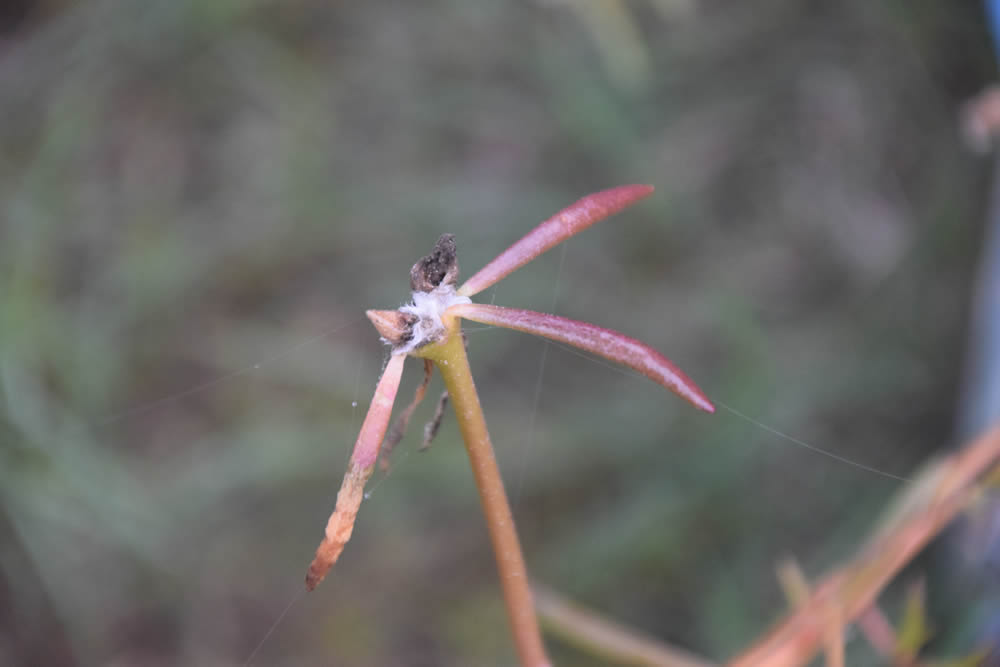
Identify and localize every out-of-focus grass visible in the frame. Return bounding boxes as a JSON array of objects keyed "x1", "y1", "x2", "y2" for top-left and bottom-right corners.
[{"x1": 0, "y1": 1, "x2": 993, "y2": 665}]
